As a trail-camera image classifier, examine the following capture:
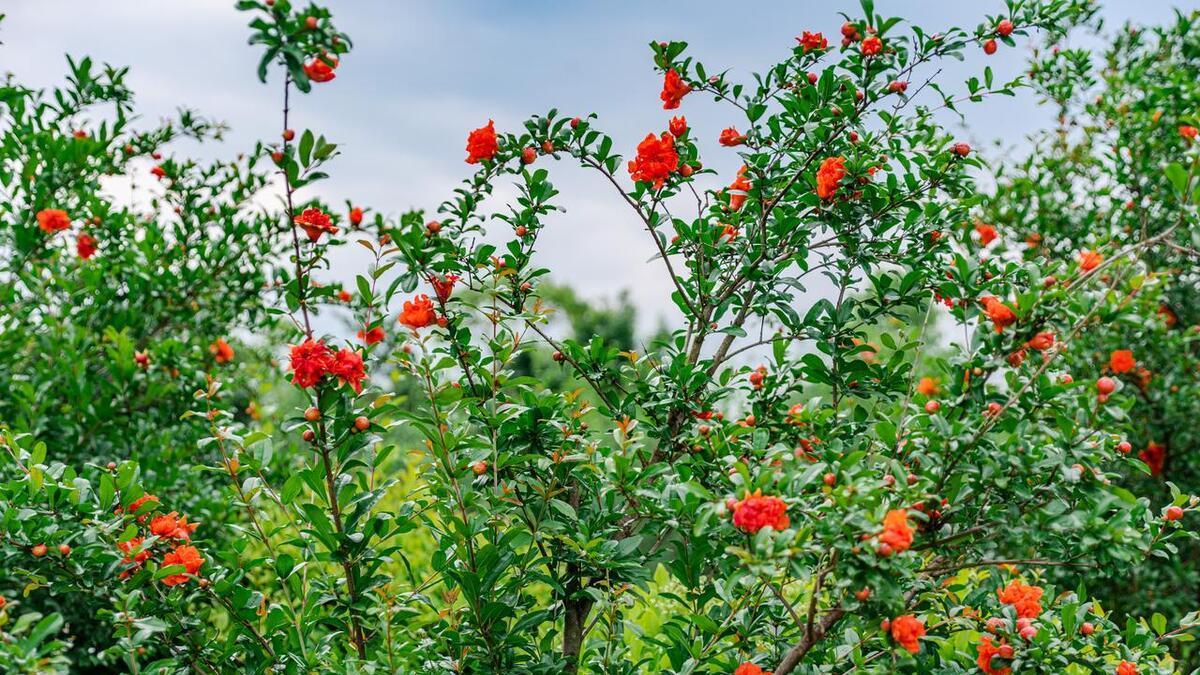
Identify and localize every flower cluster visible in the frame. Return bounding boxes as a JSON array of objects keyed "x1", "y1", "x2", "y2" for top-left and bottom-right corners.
[{"x1": 288, "y1": 339, "x2": 367, "y2": 393}]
